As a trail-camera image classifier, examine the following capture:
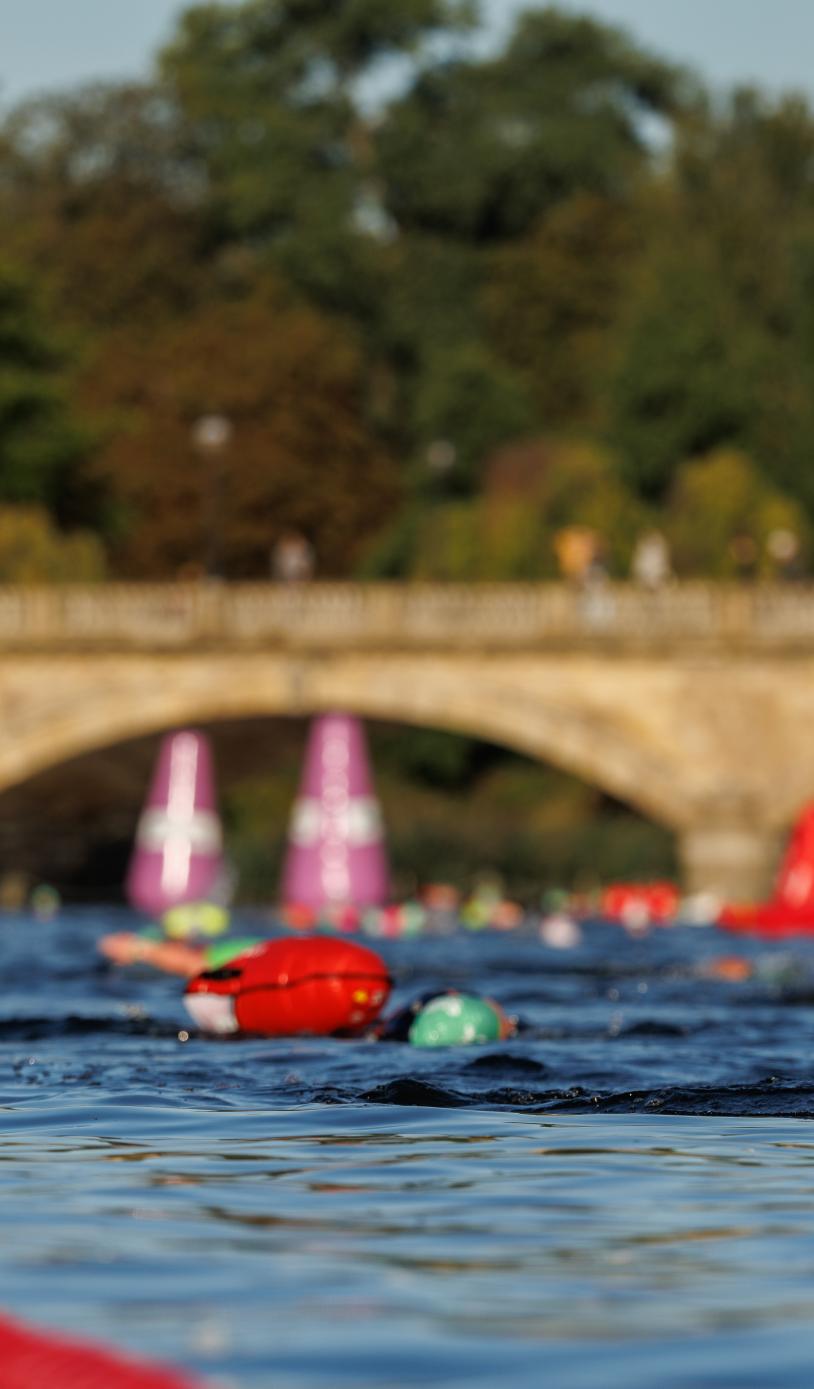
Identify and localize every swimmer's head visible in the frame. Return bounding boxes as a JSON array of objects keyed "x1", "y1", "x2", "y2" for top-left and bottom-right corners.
[{"x1": 408, "y1": 993, "x2": 514, "y2": 1047}]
